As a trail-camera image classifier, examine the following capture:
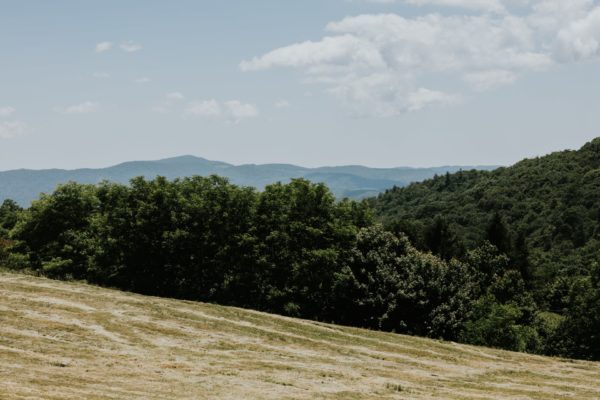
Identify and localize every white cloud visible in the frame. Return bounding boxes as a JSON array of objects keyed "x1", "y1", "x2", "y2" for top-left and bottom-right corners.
[
  {"x1": 224, "y1": 100, "x2": 260, "y2": 119},
  {"x1": 120, "y1": 41, "x2": 143, "y2": 53},
  {"x1": 184, "y1": 99, "x2": 259, "y2": 122},
  {"x1": 152, "y1": 92, "x2": 186, "y2": 114},
  {"x1": 274, "y1": 100, "x2": 291, "y2": 108},
  {"x1": 55, "y1": 101, "x2": 100, "y2": 115},
  {"x1": 240, "y1": 35, "x2": 386, "y2": 72},
  {"x1": 323, "y1": 14, "x2": 551, "y2": 71},
  {"x1": 405, "y1": 0, "x2": 505, "y2": 12},
  {"x1": 0, "y1": 121, "x2": 26, "y2": 139},
  {"x1": 92, "y1": 72, "x2": 110, "y2": 79},
  {"x1": 328, "y1": 72, "x2": 460, "y2": 116},
  {"x1": 463, "y1": 69, "x2": 518, "y2": 91},
  {"x1": 0, "y1": 106, "x2": 16, "y2": 117},
  {"x1": 95, "y1": 41, "x2": 113, "y2": 53},
  {"x1": 96, "y1": 40, "x2": 144, "y2": 54},
  {"x1": 185, "y1": 100, "x2": 222, "y2": 117},
  {"x1": 155, "y1": 95, "x2": 259, "y2": 122},
  {"x1": 362, "y1": 0, "x2": 506, "y2": 13},
  {"x1": 166, "y1": 92, "x2": 185, "y2": 101},
  {"x1": 555, "y1": 6, "x2": 600, "y2": 61},
  {"x1": 527, "y1": 0, "x2": 595, "y2": 33},
  {"x1": 134, "y1": 77, "x2": 151, "y2": 84},
  {"x1": 242, "y1": 2, "x2": 600, "y2": 116},
  {"x1": 406, "y1": 88, "x2": 461, "y2": 111}
]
